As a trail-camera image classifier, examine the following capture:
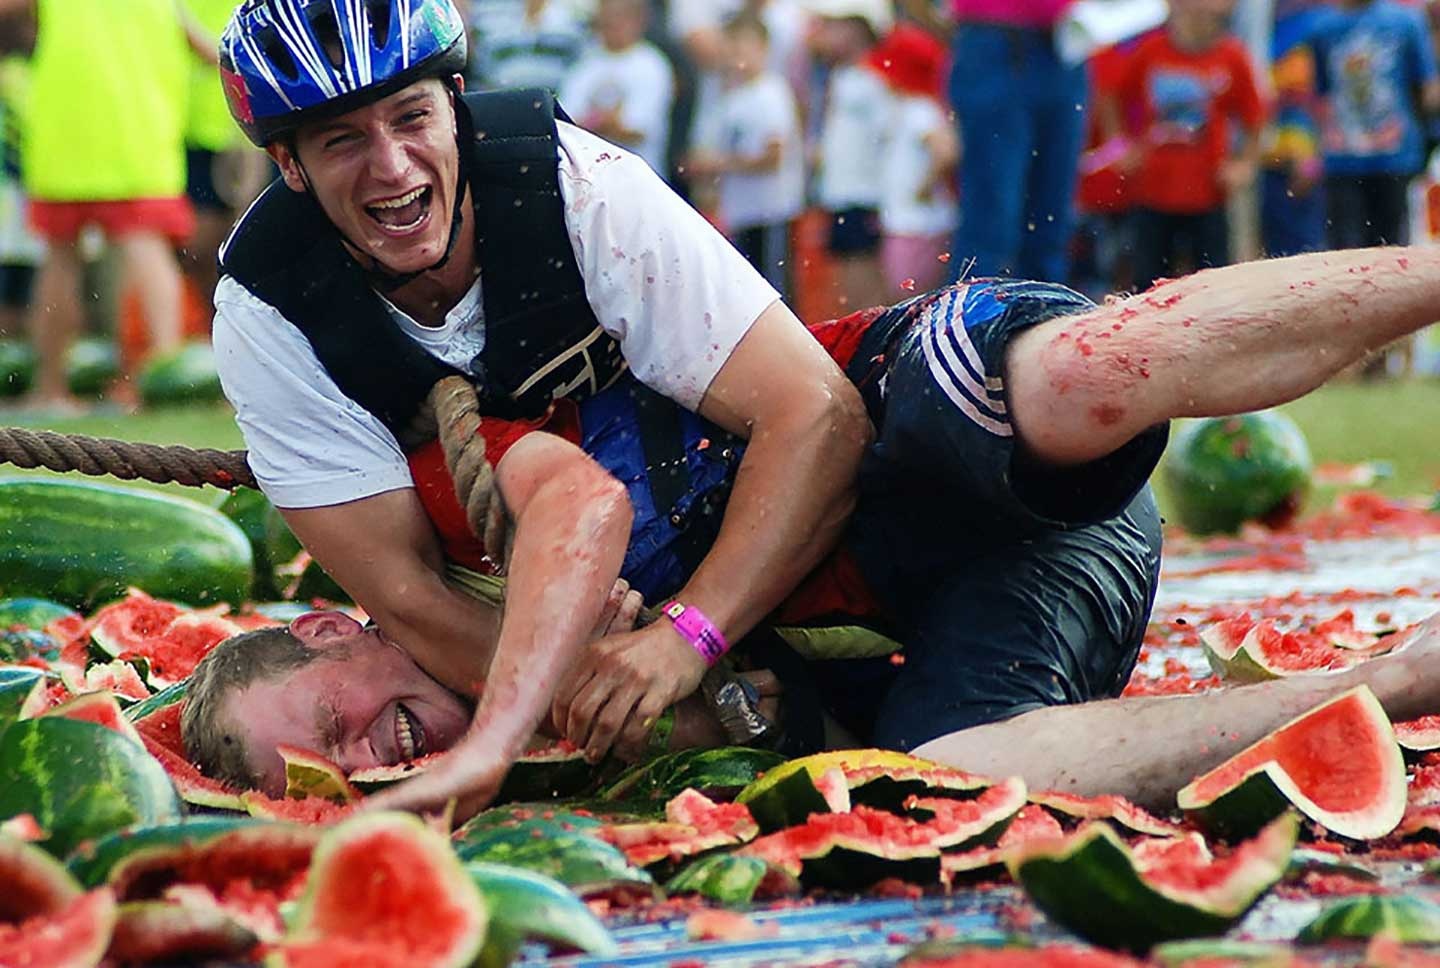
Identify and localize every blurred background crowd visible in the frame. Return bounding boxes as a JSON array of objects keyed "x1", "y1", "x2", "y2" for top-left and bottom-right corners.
[{"x1": 1, "y1": 0, "x2": 1439, "y2": 413}]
